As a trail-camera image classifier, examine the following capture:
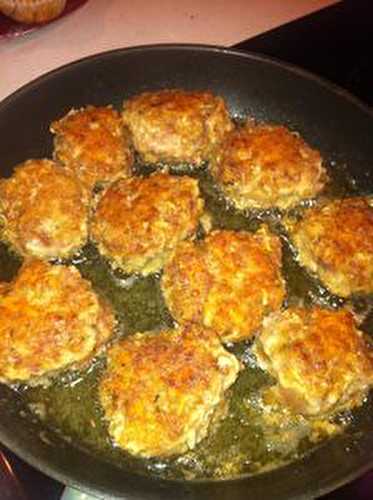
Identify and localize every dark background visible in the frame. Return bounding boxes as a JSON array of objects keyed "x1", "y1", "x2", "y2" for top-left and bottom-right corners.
[
  {"x1": 1, "y1": 0, "x2": 372, "y2": 498},
  {"x1": 234, "y1": 0, "x2": 373, "y2": 107}
]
